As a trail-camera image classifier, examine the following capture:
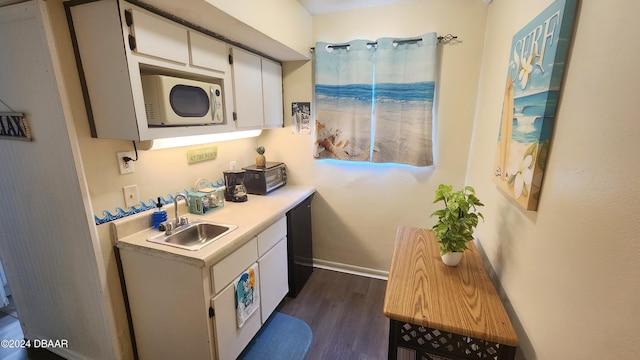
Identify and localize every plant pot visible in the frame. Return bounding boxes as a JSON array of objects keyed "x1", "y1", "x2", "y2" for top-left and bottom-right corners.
[
  {"x1": 256, "y1": 154, "x2": 266, "y2": 167},
  {"x1": 441, "y1": 252, "x2": 463, "y2": 266}
]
